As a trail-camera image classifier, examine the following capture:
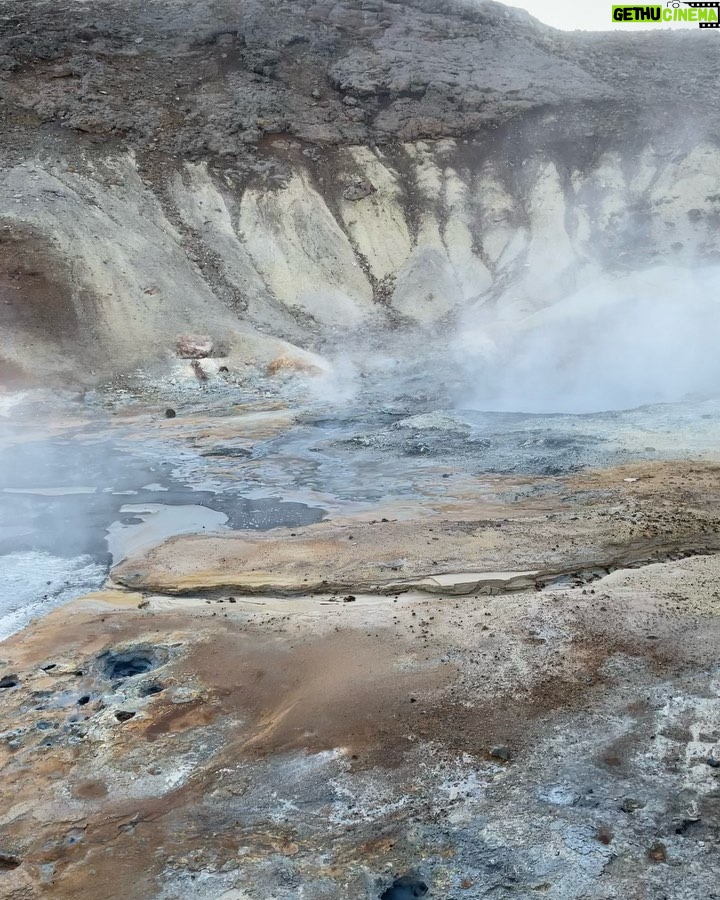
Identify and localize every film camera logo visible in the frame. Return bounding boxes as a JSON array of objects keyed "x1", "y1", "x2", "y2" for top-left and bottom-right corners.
[
  {"x1": 678, "y1": 1, "x2": 720, "y2": 26},
  {"x1": 612, "y1": 2, "x2": 720, "y2": 25}
]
